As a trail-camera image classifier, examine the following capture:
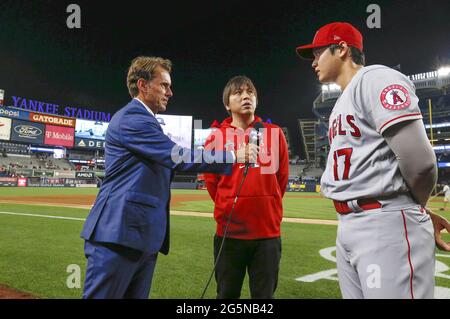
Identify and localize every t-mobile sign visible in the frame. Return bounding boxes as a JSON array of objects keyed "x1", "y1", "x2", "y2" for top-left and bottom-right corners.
[{"x1": 44, "y1": 125, "x2": 75, "y2": 147}]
